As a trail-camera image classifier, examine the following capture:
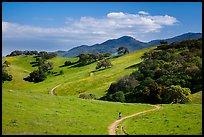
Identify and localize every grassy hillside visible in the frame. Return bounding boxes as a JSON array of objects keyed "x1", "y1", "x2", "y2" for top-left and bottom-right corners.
[
  {"x1": 116, "y1": 91, "x2": 202, "y2": 135},
  {"x1": 2, "y1": 88, "x2": 153, "y2": 135},
  {"x1": 117, "y1": 104, "x2": 202, "y2": 135},
  {"x1": 189, "y1": 91, "x2": 202, "y2": 104},
  {"x1": 2, "y1": 45, "x2": 202, "y2": 135},
  {"x1": 2, "y1": 46, "x2": 156, "y2": 98}
]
